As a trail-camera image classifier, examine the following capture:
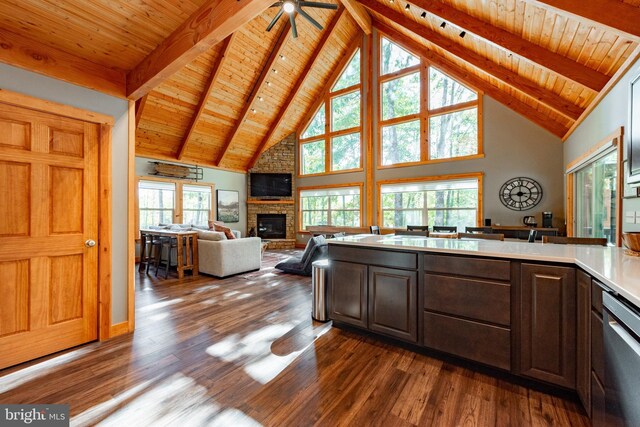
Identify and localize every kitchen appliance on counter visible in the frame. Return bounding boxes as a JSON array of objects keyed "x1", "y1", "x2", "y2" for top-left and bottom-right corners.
[
  {"x1": 542, "y1": 212, "x2": 553, "y2": 228},
  {"x1": 603, "y1": 291, "x2": 640, "y2": 426},
  {"x1": 523, "y1": 215, "x2": 537, "y2": 227}
]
